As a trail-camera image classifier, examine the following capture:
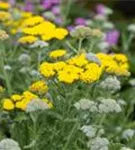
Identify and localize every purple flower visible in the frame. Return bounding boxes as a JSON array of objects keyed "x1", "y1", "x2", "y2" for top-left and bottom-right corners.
[
  {"x1": 67, "y1": 25, "x2": 75, "y2": 31},
  {"x1": 105, "y1": 30, "x2": 120, "y2": 46},
  {"x1": 9, "y1": 0, "x2": 16, "y2": 5},
  {"x1": 41, "y1": 0, "x2": 53, "y2": 9},
  {"x1": 54, "y1": 17, "x2": 63, "y2": 25},
  {"x1": 41, "y1": 0, "x2": 60, "y2": 9},
  {"x1": 96, "y1": 4, "x2": 106, "y2": 15},
  {"x1": 51, "y1": 0, "x2": 60, "y2": 5},
  {"x1": 52, "y1": 6, "x2": 60, "y2": 15},
  {"x1": 24, "y1": 0, "x2": 34, "y2": 12},
  {"x1": 74, "y1": 17, "x2": 86, "y2": 26}
]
